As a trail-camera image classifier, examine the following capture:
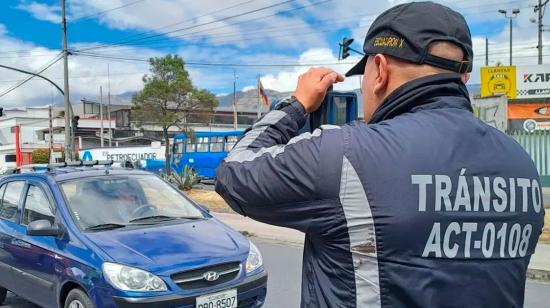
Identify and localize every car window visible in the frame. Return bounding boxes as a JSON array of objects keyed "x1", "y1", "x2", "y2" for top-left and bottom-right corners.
[
  {"x1": 61, "y1": 175, "x2": 203, "y2": 230},
  {"x1": 0, "y1": 181, "x2": 25, "y2": 222},
  {"x1": 0, "y1": 184, "x2": 7, "y2": 213},
  {"x1": 23, "y1": 185, "x2": 55, "y2": 226}
]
